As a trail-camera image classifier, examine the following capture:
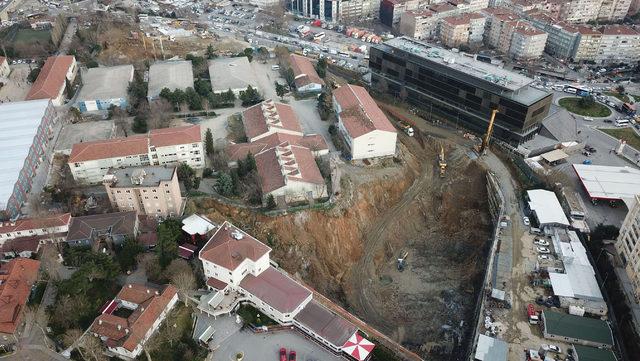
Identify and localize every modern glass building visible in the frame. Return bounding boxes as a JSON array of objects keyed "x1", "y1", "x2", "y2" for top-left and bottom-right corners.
[{"x1": 369, "y1": 37, "x2": 553, "y2": 145}]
